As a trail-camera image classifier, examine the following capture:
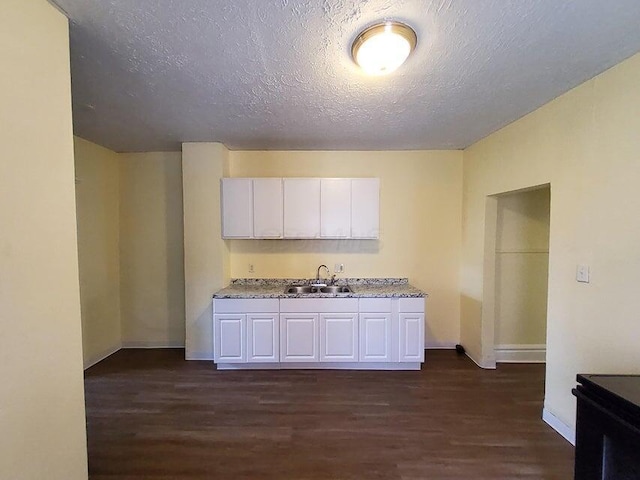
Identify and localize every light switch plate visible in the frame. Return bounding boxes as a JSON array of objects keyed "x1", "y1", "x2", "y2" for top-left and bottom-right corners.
[
  {"x1": 334, "y1": 263, "x2": 344, "y2": 273},
  {"x1": 576, "y1": 264, "x2": 590, "y2": 283}
]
